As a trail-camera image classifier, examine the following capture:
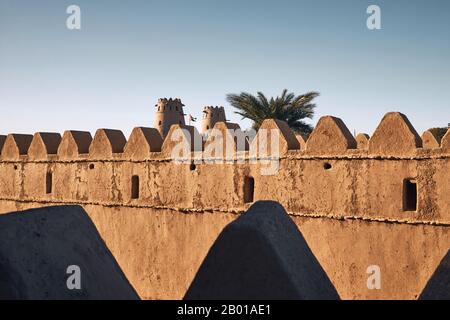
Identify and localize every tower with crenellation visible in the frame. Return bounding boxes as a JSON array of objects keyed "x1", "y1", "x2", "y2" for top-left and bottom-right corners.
[
  {"x1": 153, "y1": 98, "x2": 186, "y2": 138},
  {"x1": 201, "y1": 106, "x2": 227, "y2": 134}
]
